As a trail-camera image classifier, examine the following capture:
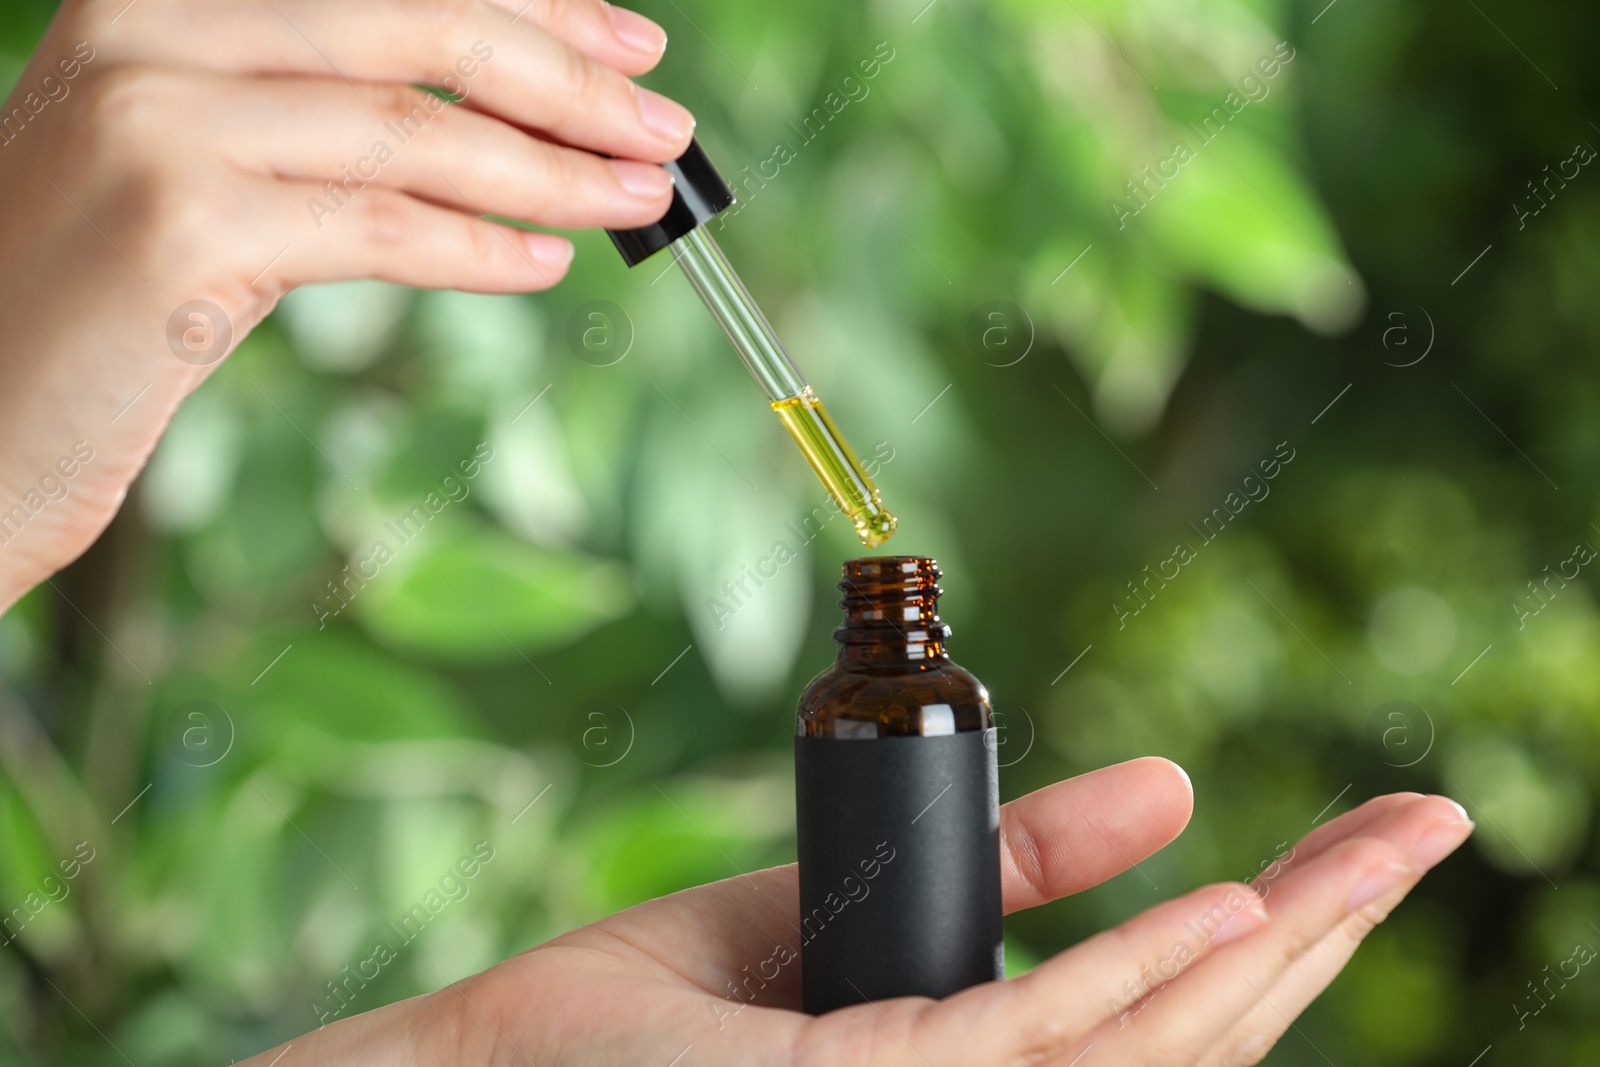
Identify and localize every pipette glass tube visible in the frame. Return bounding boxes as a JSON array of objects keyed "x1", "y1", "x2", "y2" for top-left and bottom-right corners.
[{"x1": 673, "y1": 227, "x2": 897, "y2": 548}]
